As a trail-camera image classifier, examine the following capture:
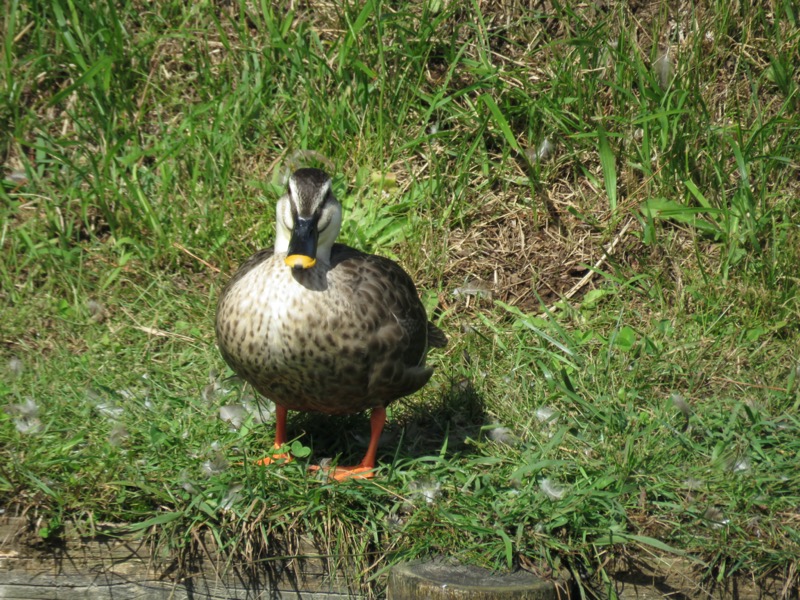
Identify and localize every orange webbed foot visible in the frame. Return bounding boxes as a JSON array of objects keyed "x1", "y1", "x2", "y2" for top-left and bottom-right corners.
[{"x1": 255, "y1": 444, "x2": 293, "y2": 466}]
